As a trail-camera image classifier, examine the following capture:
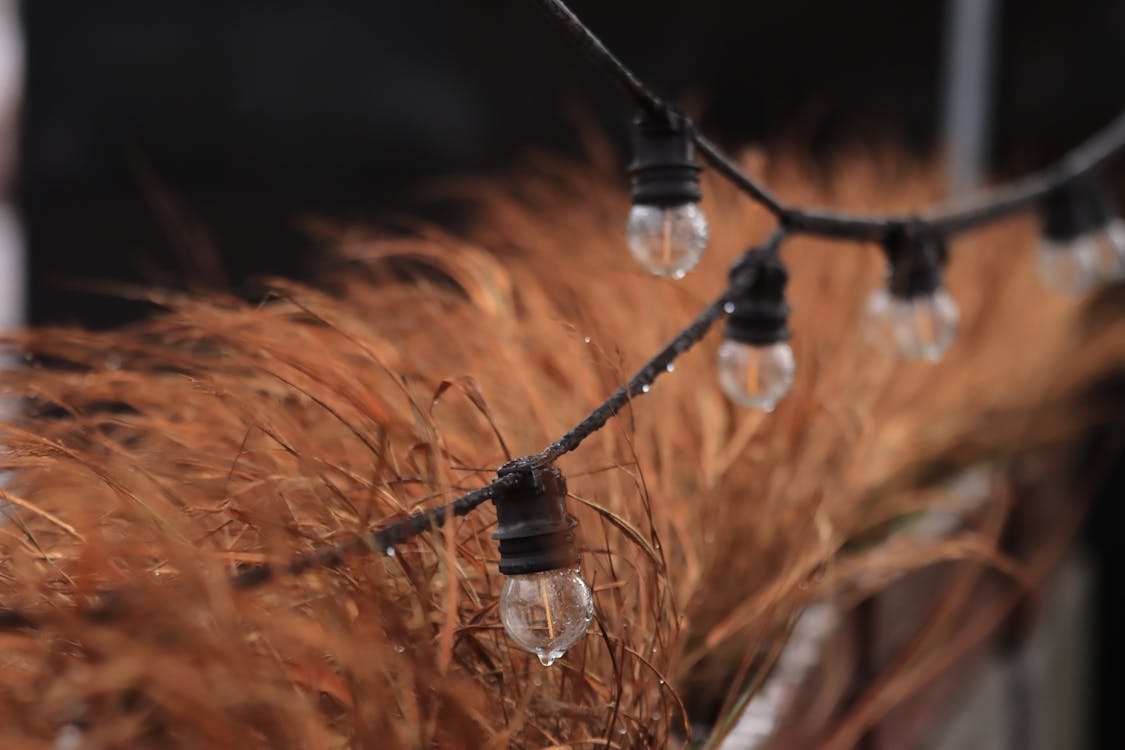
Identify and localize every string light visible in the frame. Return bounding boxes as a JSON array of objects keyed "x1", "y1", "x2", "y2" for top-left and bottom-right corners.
[
  {"x1": 1039, "y1": 177, "x2": 1125, "y2": 294},
  {"x1": 491, "y1": 459, "x2": 594, "y2": 666},
  {"x1": 865, "y1": 225, "x2": 960, "y2": 361},
  {"x1": 718, "y1": 246, "x2": 795, "y2": 411},
  {"x1": 626, "y1": 108, "x2": 709, "y2": 278},
  {"x1": 6, "y1": 0, "x2": 1125, "y2": 671}
]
